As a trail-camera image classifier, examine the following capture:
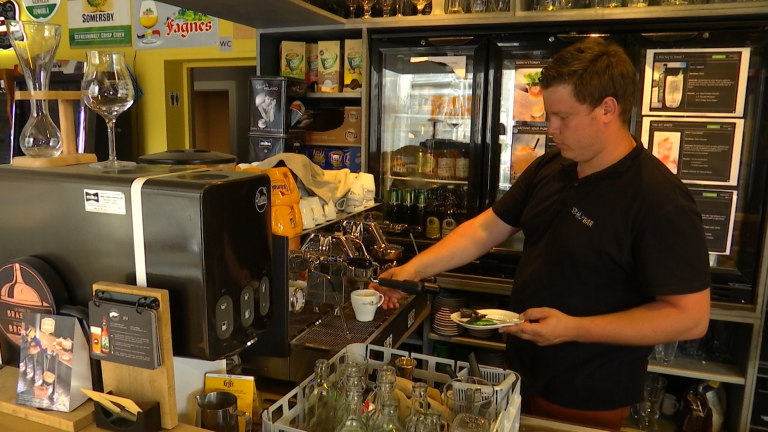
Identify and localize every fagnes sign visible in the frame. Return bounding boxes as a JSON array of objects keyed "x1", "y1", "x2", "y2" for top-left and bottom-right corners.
[
  {"x1": 134, "y1": 2, "x2": 218, "y2": 50},
  {"x1": 0, "y1": 1, "x2": 19, "y2": 50}
]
